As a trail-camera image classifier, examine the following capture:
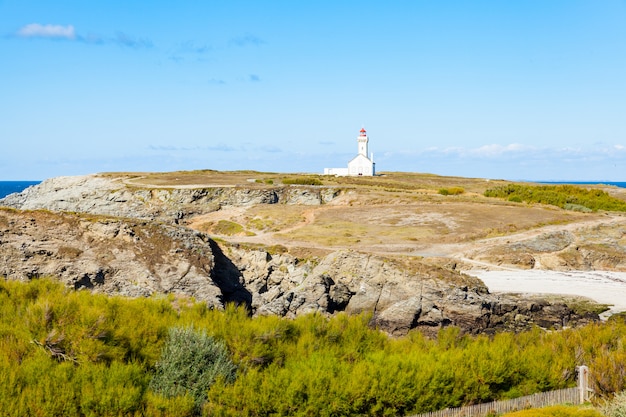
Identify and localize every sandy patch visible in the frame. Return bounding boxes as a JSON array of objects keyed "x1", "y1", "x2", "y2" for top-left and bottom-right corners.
[{"x1": 469, "y1": 269, "x2": 626, "y2": 317}]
